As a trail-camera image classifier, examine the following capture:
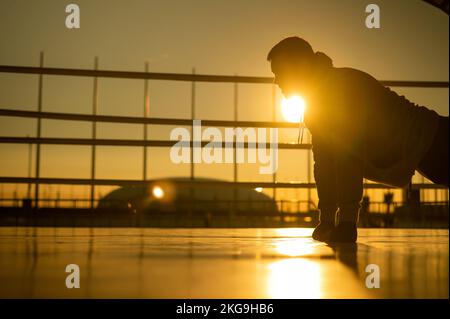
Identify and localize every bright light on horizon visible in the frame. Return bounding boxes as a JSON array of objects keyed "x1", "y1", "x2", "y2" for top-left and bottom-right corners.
[
  {"x1": 152, "y1": 185, "x2": 164, "y2": 199},
  {"x1": 281, "y1": 95, "x2": 306, "y2": 123}
]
